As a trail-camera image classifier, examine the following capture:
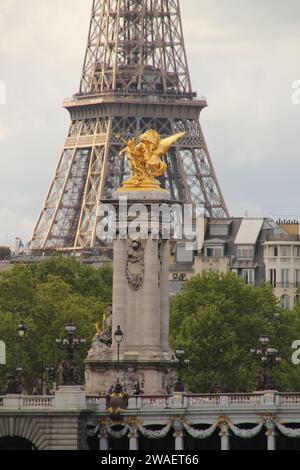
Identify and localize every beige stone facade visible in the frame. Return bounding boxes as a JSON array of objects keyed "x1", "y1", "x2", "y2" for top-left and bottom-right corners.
[
  {"x1": 263, "y1": 240, "x2": 300, "y2": 309},
  {"x1": 85, "y1": 190, "x2": 175, "y2": 396}
]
